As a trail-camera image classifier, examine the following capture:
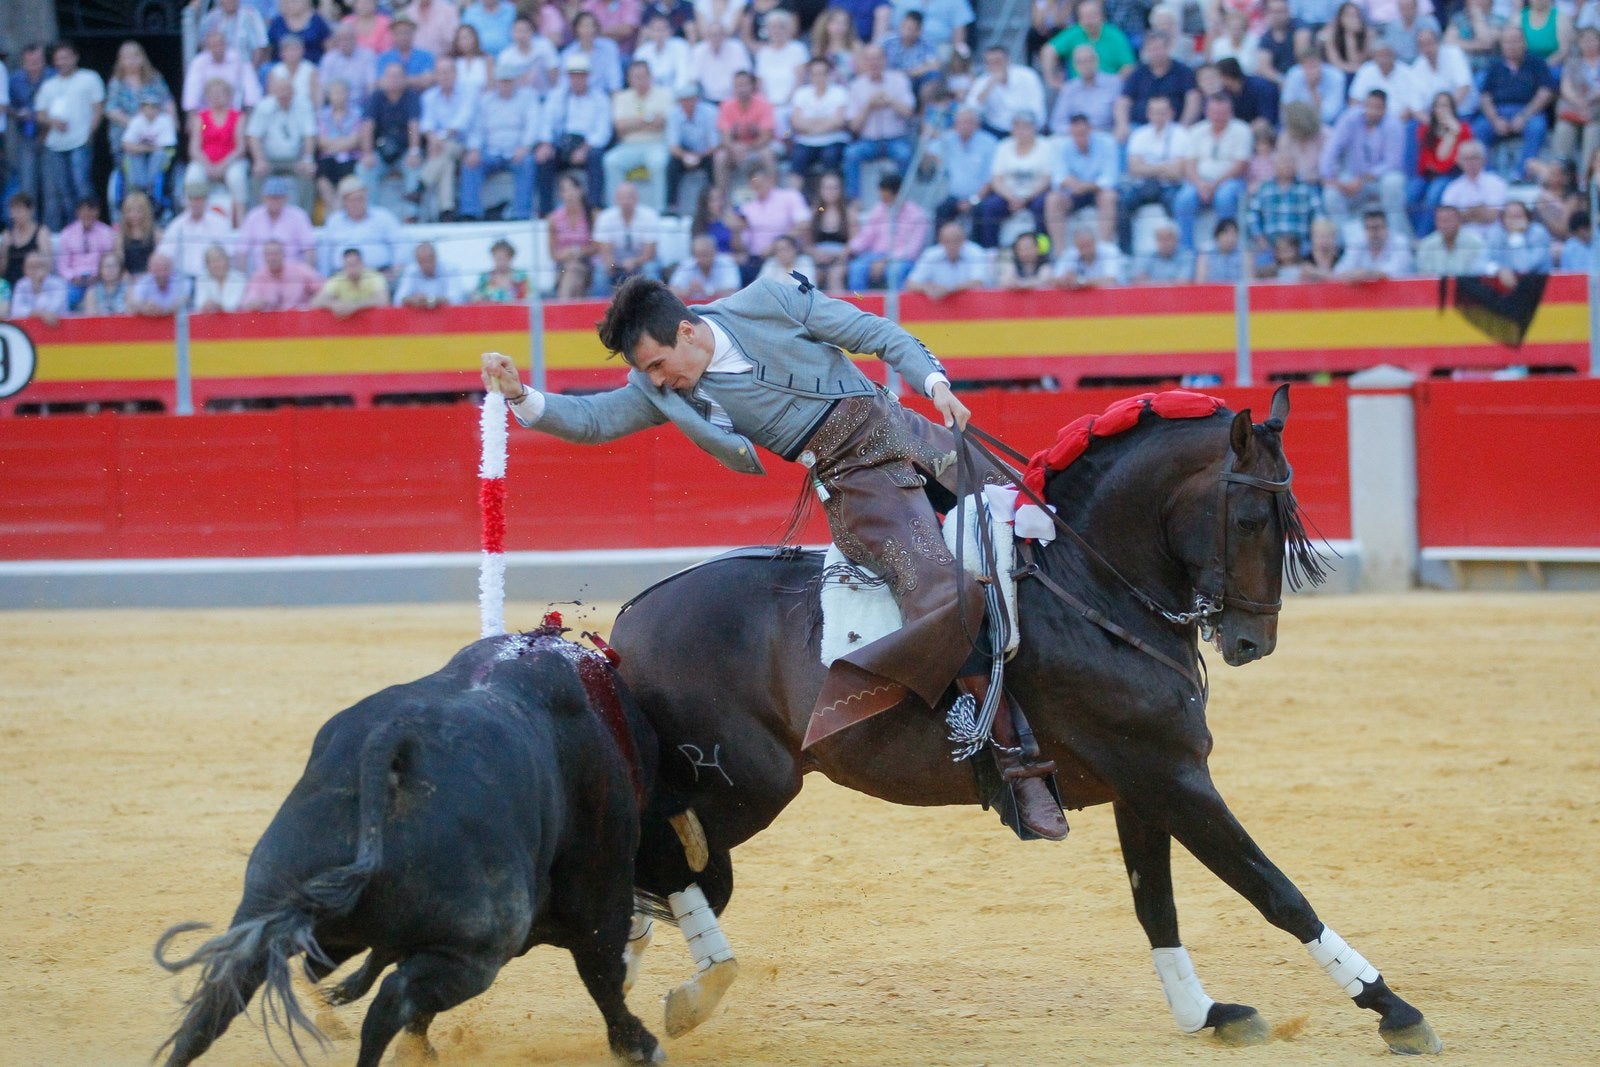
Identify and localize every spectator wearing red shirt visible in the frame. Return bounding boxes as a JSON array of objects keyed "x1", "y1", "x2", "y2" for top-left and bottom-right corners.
[
  {"x1": 1410, "y1": 90, "x2": 1472, "y2": 236},
  {"x1": 714, "y1": 70, "x2": 777, "y2": 190},
  {"x1": 185, "y1": 78, "x2": 250, "y2": 220}
]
